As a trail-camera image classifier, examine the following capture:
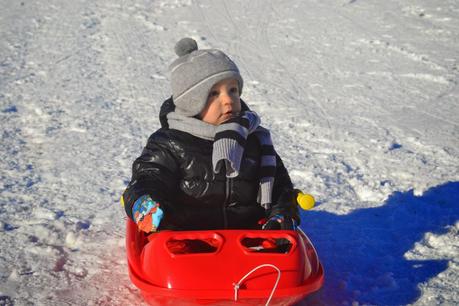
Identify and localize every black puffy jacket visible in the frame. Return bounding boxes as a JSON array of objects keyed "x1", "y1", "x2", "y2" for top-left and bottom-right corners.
[{"x1": 122, "y1": 98, "x2": 299, "y2": 230}]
